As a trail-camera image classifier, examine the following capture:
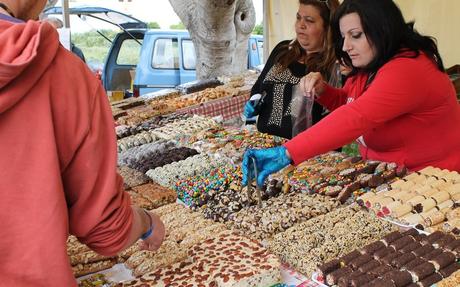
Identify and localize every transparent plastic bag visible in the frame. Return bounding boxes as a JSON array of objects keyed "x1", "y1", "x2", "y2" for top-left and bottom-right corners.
[{"x1": 291, "y1": 83, "x2": 314, "y2": 137}]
